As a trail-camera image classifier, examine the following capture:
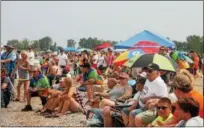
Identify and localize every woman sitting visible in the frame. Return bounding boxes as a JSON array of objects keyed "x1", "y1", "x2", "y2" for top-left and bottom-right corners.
[
  {"x1": 39, "y1": 78, "x2": 65, "y2": 115},
  {"x1": 94, "y1": 72, "x2": 133, "y2": 108},
  {"x1": 50, "y1": 77, "x2": 83, "y2": 117}
]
